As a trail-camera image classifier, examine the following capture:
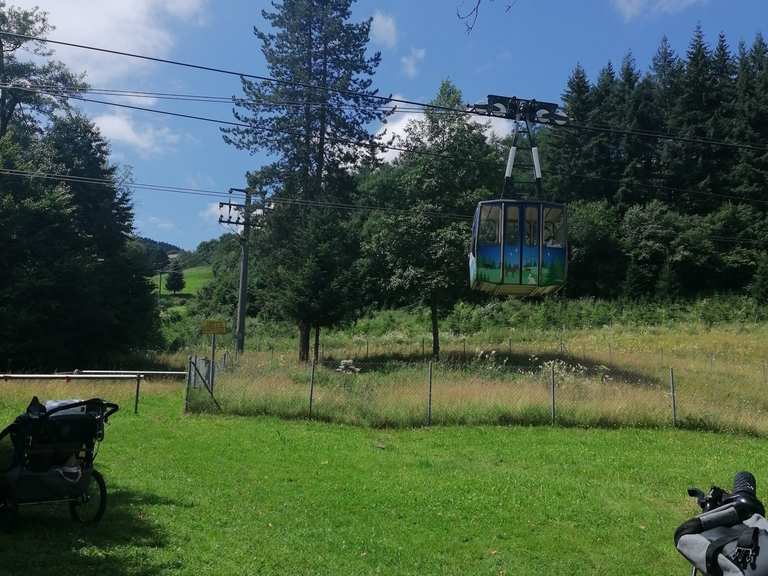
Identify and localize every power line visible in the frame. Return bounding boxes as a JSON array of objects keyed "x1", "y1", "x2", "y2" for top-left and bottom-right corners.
[
  {"x1": 4, "y1": 32, "x2": 765, "y2": 153},
  {"x1": 561, "y1": 123, "x2": 768, "y2": 154},
  {"x1": 6, "y1": 91, "x2": 766, "y2": 213},
  {"x1": 0, "y1": 31, "x2": 464, "y2": 114},
  {"x1": 1, "y1": 84, "x2": 505, "y2": 167},
  {"x1": 0, "y1": 168, "x2": 473, "y2": 221},
  {"x1": 6, "y1": 85, "x2": 765, "y2": 213},
  {"x1": 5, "y1": 167, "x2": 768, "y2": 246},
  {"x1": 559, "y1": 172, "x2": 768, "y2": 208},
  {"x1": 3, "y1": 83, "x2": 436, "y2": 114}
]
